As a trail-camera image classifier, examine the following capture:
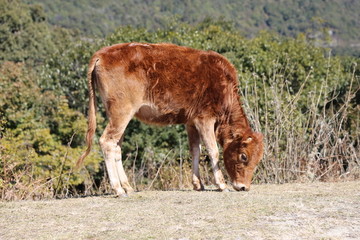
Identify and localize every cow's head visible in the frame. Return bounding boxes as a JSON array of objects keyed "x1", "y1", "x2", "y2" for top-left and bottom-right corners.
[{"x1": 223, "y1": 132, "x2": 264, "y2": 191}]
